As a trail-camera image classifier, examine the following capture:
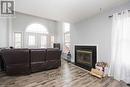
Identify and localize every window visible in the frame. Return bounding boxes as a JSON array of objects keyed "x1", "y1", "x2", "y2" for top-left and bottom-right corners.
[
  {"x1": 26, "y1": 23, "x2": 48, "y2": 34},
  {"x1": 109, "y1": 10, "x2": 130, "y2": 83},
  {"x1": 50, "y1": 36, "x2": 54, "y2": 48},
  {"x1": 65, "y1": 33, "x2": 70, "y2": 43},
  {"x1": 28, "y1": 35, "x2": 35, "y2": 46},
  {"x1": 41, "y1": 35, "x2": 47, "y2": 48},
  {"x1": 63, "y1": 23, "x2": 70, "y2": 53},
  {"x1": 26, "y1": 23, "x2": 48, "y2": 48},
  {"x1": 14, "y1": 32, "x2": 22, "y2": 48},
  {"x1": 64, "y1": 23, "x2": 70, "y2": 33}
]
